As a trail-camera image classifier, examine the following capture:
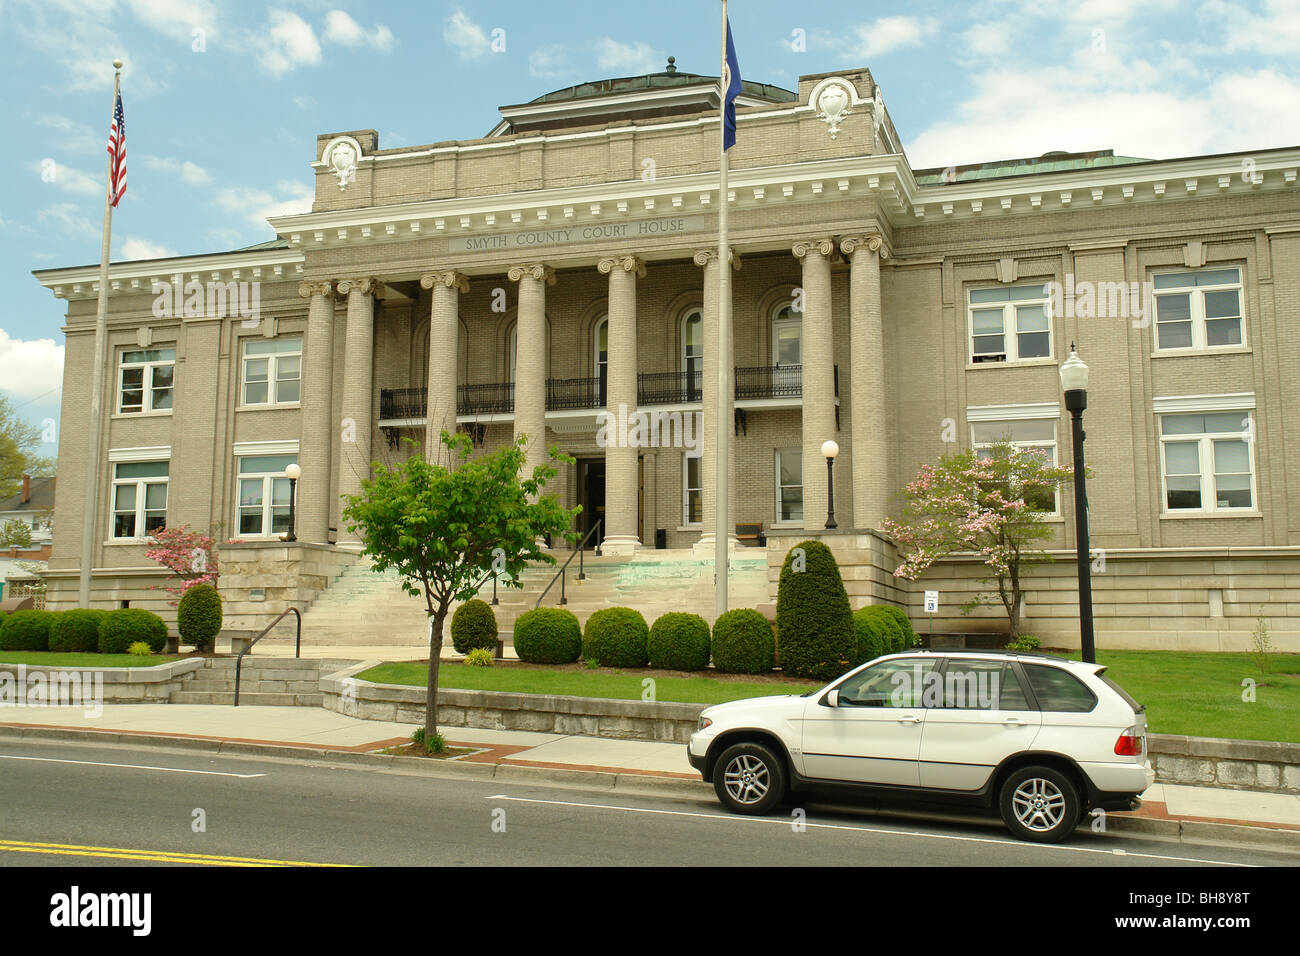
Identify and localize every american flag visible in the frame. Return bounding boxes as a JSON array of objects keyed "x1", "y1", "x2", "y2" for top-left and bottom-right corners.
[{"x1": 107, "y1": 91, "x2": 126, "y2": 207}]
